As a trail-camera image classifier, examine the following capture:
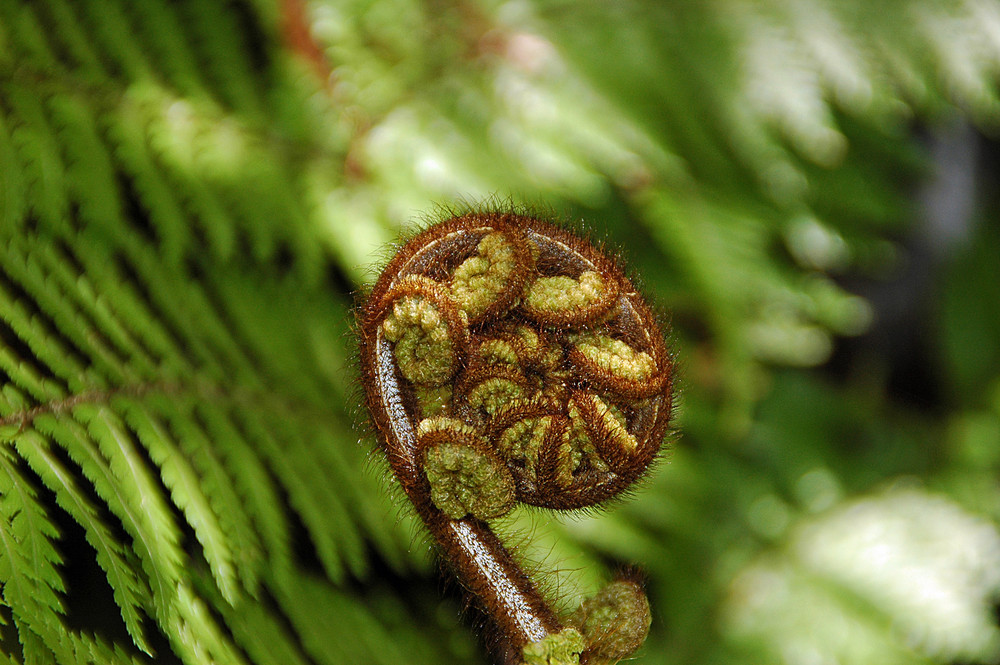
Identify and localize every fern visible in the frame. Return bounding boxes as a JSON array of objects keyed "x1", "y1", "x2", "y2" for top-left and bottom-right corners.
[
  {"x1": 2, "y1": 0, "x2": 1000, "y2": 664},
  {"x1": 0, "y1": 213, "x2": 419, "y2": 662},
  {"x1": 0, "y1": 446, "x2": 66, "y2": 648}
]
